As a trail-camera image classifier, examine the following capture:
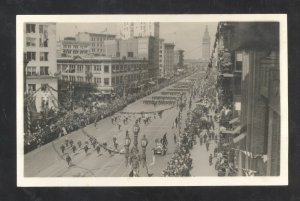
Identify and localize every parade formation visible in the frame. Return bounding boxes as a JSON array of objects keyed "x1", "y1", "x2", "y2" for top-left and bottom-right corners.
[{"x1": 24, "y1": 68, "x2": 241, "y2": 177}]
